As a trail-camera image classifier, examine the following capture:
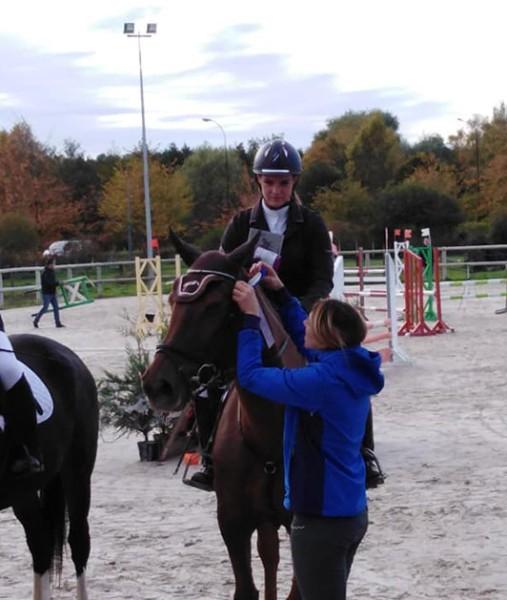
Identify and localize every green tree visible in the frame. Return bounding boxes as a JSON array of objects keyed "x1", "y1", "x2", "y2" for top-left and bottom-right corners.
[
  {"x1": 56, "y1": 140, "x2": 104, "y2": 237},
  {"x1": 181, "y1": 145, "x2": 245, "y2": 237},
  {"x1": 346, "y1": 113, "x2": 403, "y2": 191},
  {"x1": 376, "y1": 182, "x2": 463, "y2": 244},
  {"x1": 0, "y1": 212, "x2": 39, "y2": 266}
]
